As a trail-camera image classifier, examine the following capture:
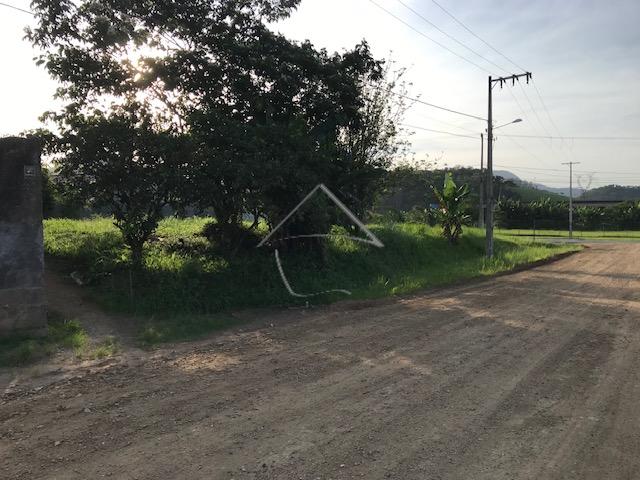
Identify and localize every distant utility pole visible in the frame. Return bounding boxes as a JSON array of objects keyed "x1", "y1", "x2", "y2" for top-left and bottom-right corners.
[
  {"x1": 486, "y1": 72, "x2": 532, "y2": 258},
  {"x1": 478, "y1": 132, "x2": 485, "y2": 228},
  {"x1": 562, "y1": 161, "x2": 581, "y2": 238}
]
